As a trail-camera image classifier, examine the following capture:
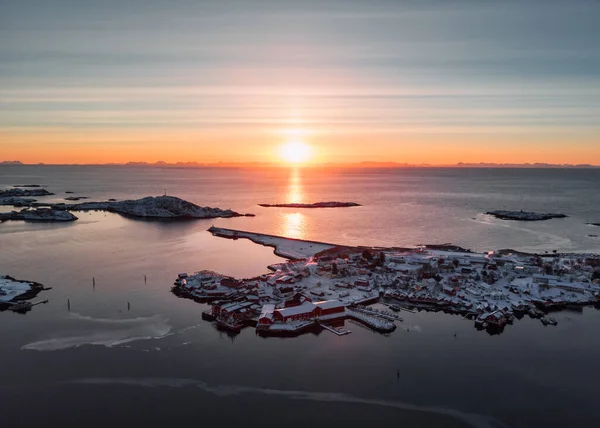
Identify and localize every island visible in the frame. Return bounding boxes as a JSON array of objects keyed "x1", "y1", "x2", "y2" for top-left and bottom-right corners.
[
  {"x1": 32, "y1": 195, "x2": 254, "y2": 219},
  {"x1": 0, "y1": 208, "x2": 78, "y2": 222},
  {"x1": 64, "y1": 196, "x2": 89, "y2": 201},
  {"x1": 12, "y1": 184, "x2": 43, "y2": 188},
  {"x1": 0, "y1": 197, "x2": 37, "y2": 206},
  {"x1": 0, "y1": 188, "x2": 53, "y2": 198},
  {"x1": 258, "y1": 202, "x2": 361, "y2": 208},
  {"x1": 172, "y1": 227, "x2": 600, "y2": 337},
  {"x1": 0, "y1": 275, "x2": 48, "y2": 312},
  {"x1": 485, "y1": 210, "x2": 567, "y2": 221},
  {"x1": 587, "y1": 223, "x2": 600, "y2": 227}
]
